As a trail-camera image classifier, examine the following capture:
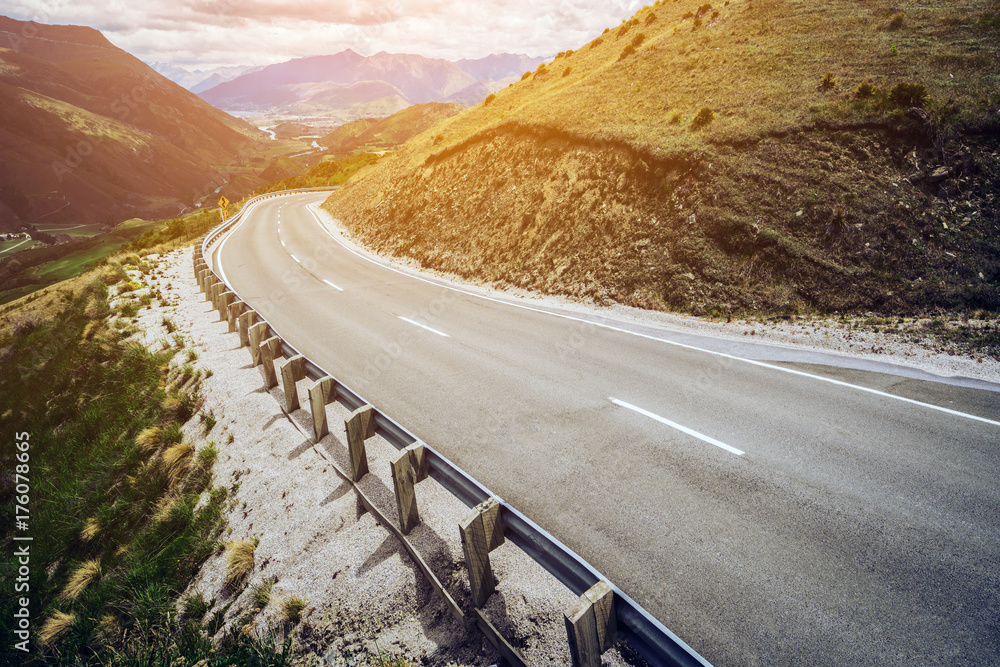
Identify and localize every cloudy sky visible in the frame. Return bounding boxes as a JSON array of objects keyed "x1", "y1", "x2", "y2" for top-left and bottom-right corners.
[{"x1": 4, "y1": 0, "x2": 644, "y2": 70}]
